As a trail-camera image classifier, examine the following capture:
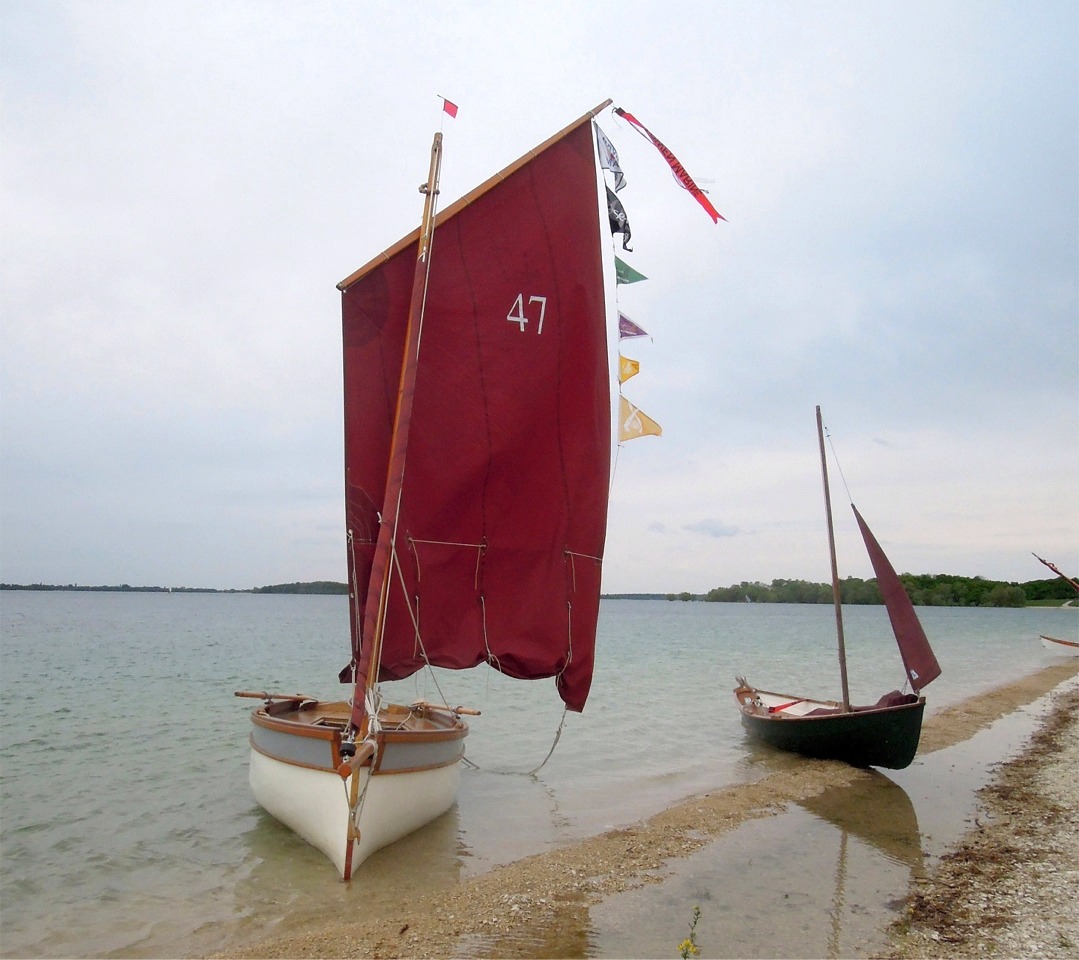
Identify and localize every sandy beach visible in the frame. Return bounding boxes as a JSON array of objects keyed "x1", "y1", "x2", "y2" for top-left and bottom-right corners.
[
  {"x1": 887, "y1": 677, "x2": 1079, "y2": 958},
  {"x1": 218, "y1": 659, "x2": 1079, "y2": 959}
]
